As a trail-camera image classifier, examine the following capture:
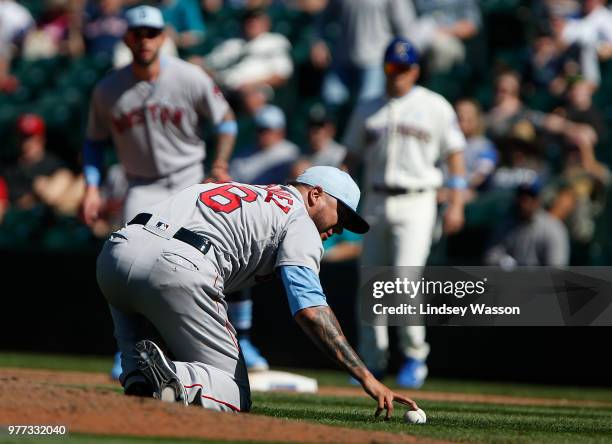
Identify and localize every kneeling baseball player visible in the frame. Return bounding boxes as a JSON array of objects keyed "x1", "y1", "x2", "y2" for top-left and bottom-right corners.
[{"x1": 97, "y1": 166, "x2": 418, "y2": 416}]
